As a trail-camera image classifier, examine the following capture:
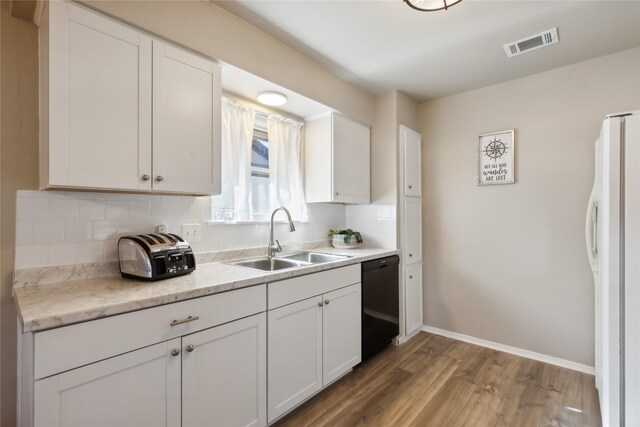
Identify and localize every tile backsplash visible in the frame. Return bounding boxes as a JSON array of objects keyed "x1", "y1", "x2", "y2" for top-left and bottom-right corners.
[
  {"x1": 345, "y1": 204, "x2": 397, "y2": 249},
  {"x1": 15, "y1": 190, "x2": 346, "y2": 269}
]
